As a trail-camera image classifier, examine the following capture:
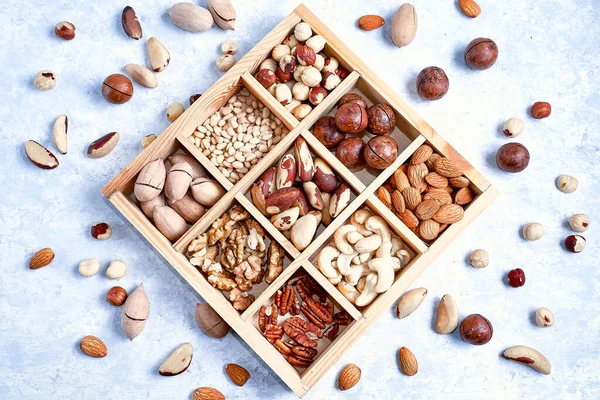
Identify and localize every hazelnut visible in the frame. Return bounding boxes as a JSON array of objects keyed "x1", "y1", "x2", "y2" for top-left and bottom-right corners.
[
  {"x1": 275, "y1": 84, "x2": 292, "y2": 106},
  {"x1": 507, "y1": 268, "x2": 526, "y2": 288},
  {"x1": 256, "y1": 69, "x2": 276, "y2": 90},
  {"x1": 336, "y1": 67, "x2": 349, "y2": 80},
  {"x1": 308, "y1": 86, "x2": 328, "y2": 105},
  {"x1": 295, "y1": 44, "x2": 316, "y2": 66},
  {"x1": 364, "y1": 136, "x2": 398, "y2": 169},
  {"x1": 216, "y1": 54, "x2": 235, "y2": 72},
  {"x1": 55, "y1": 21, "x2": 76, "y2": 40},
  {"x1": 314, "y1": 54, "x2": 325, "y2": 71},
  {"x1": 416, "y1": 66, "x2": 449, "y2": 101},
  {"x1": 568, "y1": 213, "x2": 589, "y2": 233},
  {"x1": 313, "y1": 116, "x2": 346, "y2": 149},
  {"x1": 306, "y1": 35, "x2": 326, "y2": 53},
  {"x1": 535, "y1": 307, "x2": 555, "y2": 328},
  {"x1": 285, "y1": 99, "x2": 301, "y2": 114},
  {"x1": 91, "y1": 222, "x2": 112, "y2": 240},
  {"x1": 292, "y1": 81, "x2": 310, "y2": 101},
  {"x1": 556, "y1": 174, "x2": 578, "y2": 193},
  {"x1": 338, "y1": 93, "x2": 367, "y2": 109},
  {"x1": 322, "y1": 56, "x2": 340, "y2": 74},
  {"x1": 464, "y1": 37, "x2": 499, "y2": 70},
  {"x1": 279, "y1": 54, "x2": 297, "y2": 73},
  {"x1": 495, "y1": 143, "x2": 530, "y2": 173},
  {"x1": 283, "y1": 34, "x2": 299, "y2": 49},
  {"x1": 34, "y1": 70, "x2": 57, "y2": 91},
  {"x1": 293, "y1": 104, "x2": 312, "y2": 120},
  {"x1": 565, "y1": 235, "x2": 586, "y2": 253},
  {"x1": 294, "y1": 22, "x2": 313, "y2": 42},
  {"x1": 335, "y1": 103, "x2": 368, "y2": 134},
  {"x1": 260, "y1": 58, "x2": 277, "y2": 72},
  {"x1": 293, "y1": 65, "x2": 307, "y2": 82},
  {"x1": 275, "y1": 66, "x2": 293, "y2": 83},
  {"x1": 167, "y1": 102, "x2": 185, "y2": 122},
  {"x1": 106, "y1": 286, "x2": 128, "y2": 306},
  {"x1": 366, "y1": 104, "x2": 396, "y2": 135},
  {"x1": 469, "y1": 249, "x2": 489, "y2": 268},
  {"x1": 530, "y1": 101, "x2": 551, "y2": 119},
  {"x1": 459, "y1": 314, "x2": 493, "y2": 345},
  {"x1": 272, "y1": 44, "x2": 290, "y2": 62},
  {"x1": 503, "y1": 117, "x2": 524, "y2": 137},
  {"x1": 336, "y1": 138, "x2": 366, "y2": 169},
  {"x1": 522, "y1": 222, "x2": 544, "y2": 241},
  {"x1": 322, "y1": 72, "x2": 341, "y2": 90},
  {"x1": 189, "y1": 93, "x2": 202, "y2": 105},
  {"x1": 301, "y1": 67, "x2": 322, "y2": 87},
  {"x1": 221, "y1": 39, "x2": 237, "y2": 55},
  {"x1": 102, "y1": 74, "x2": 133, "y2": 104}
]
